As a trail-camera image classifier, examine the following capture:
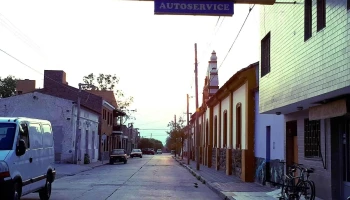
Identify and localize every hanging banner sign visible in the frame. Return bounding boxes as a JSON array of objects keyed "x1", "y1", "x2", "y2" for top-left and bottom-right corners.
[{"x1": 154, "y1": 0, "x2": 234, "y2": 16}]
